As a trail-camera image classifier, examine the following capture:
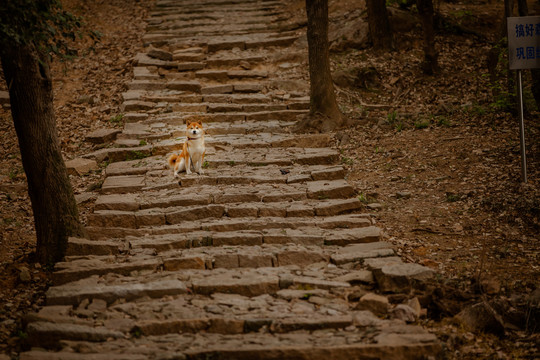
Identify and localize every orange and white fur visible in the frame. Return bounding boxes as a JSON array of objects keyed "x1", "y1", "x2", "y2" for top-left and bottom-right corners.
[{"x1": 168, "y1": 120, "x2": 206, "y2": 177}]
